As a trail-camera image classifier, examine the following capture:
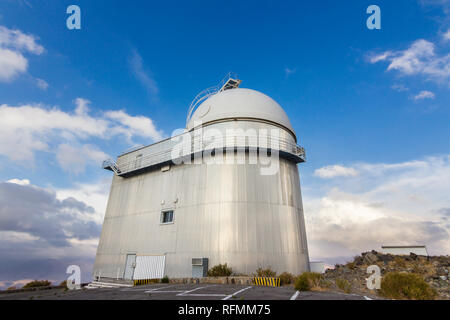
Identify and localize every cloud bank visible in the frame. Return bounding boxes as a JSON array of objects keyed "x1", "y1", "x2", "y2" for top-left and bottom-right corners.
[
  {"x1": 306, "y1": 155, "x2": 450, "y2": 264},
  {"x1": 0, "y1": 180, "x2": 103, "y2": 288},
  {"x1": 0, "y1": 98, "x2": 164, "y2": 173}
]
